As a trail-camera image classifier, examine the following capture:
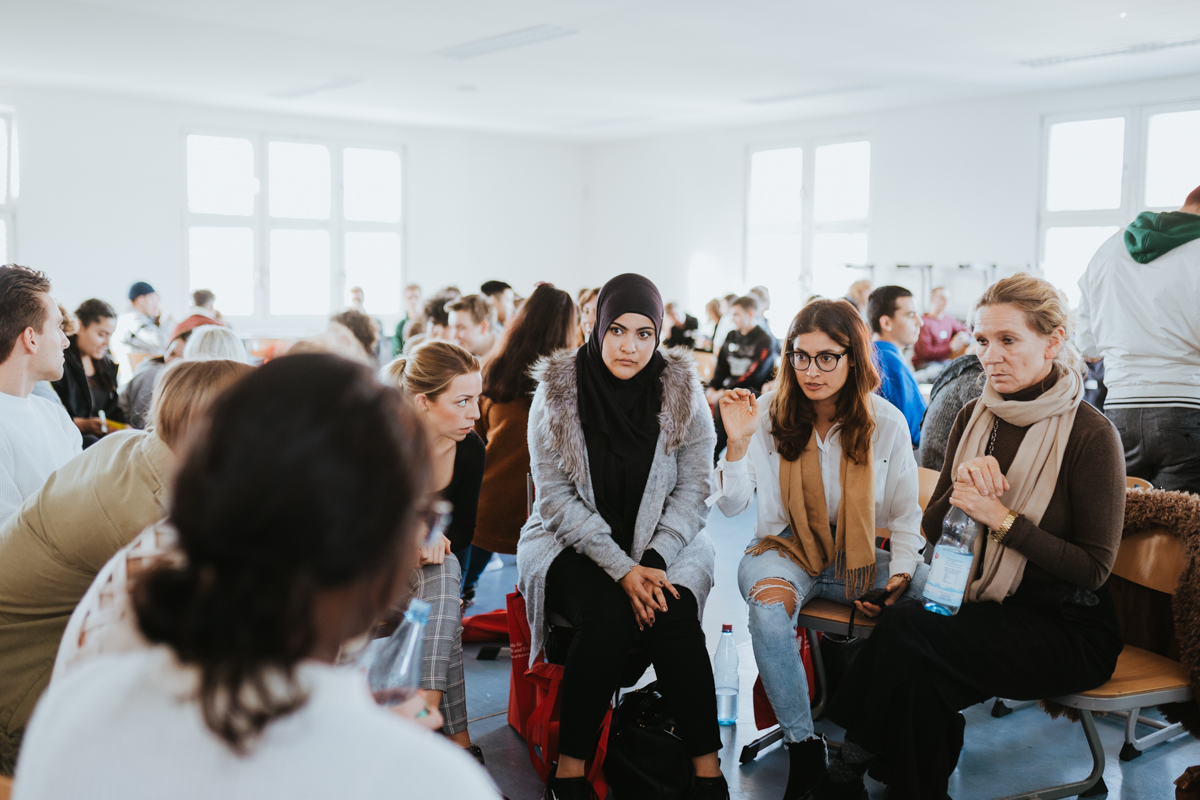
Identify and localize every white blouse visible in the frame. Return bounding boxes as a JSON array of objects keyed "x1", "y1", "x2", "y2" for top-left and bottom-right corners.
[
  {"x1": 15, "y1": 647, "x2": 500, "y2": 800},
  {"x1": 709, "y1": 393, "x2": 925, "y2": 580}
]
